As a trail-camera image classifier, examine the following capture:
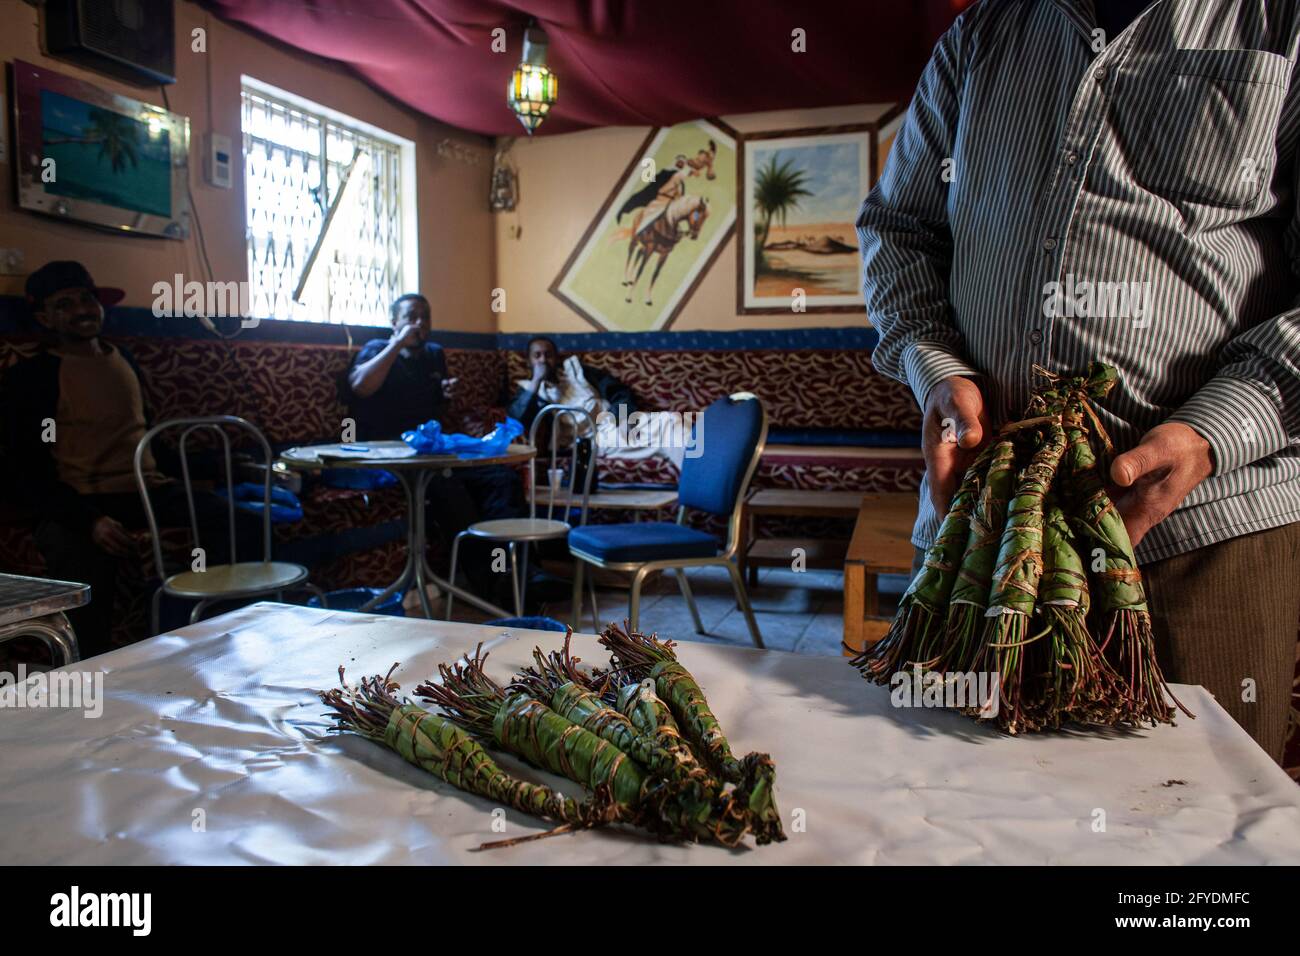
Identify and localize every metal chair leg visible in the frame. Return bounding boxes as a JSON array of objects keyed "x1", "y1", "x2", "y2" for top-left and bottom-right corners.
[
  {"x1": 587, "y1": 570, "x2": 599, "y2": 634},
  {"x1": 725, "y1": 560, "x2": 764, "y2": 649},
  {"x1": 570, "y1": 557, "x2": 585, "y2": 631},
  {"x1": 674, "y1": 568, "x2": 706, "y2": 635},
  {"x1": 151, "y1": 587, "x2": 163, "y2": 637},
  {"x1": 518, "y1": 542, "x2": 531, "y2": 616},
  {"x1": 189, "y1": 598, "x2": 212, "y2": 626},
  {"x1": 508, "y1": 542, "x2": 522, "y2": 617},
  {"x1": 445, "y1": 532, "x2": 466, "y2": 620},
  {"x1": 629, "y1": 566, "x2": 652, "y2": 632}
]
